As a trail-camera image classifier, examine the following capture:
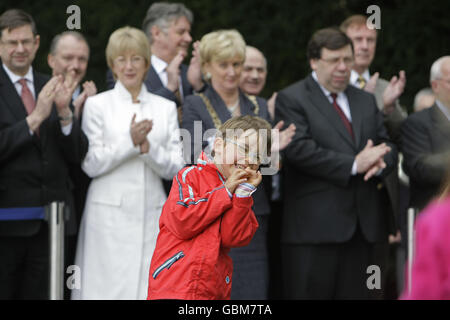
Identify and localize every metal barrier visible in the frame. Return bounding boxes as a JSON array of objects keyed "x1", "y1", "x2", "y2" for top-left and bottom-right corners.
[
  {"x1": 46, "y1": 202, "x2": 66, "y2": 300},
  {"x1": 406, "y1": 207, "x2": 418, "y2": 296}
]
